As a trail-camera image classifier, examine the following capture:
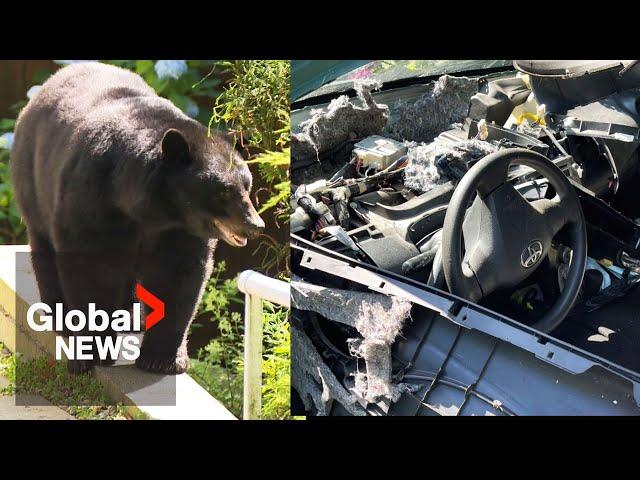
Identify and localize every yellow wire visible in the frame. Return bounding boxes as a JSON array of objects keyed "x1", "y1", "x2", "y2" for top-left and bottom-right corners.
[{"x1": 516, "y1": 111, "x2": 546, "y2": 127}]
